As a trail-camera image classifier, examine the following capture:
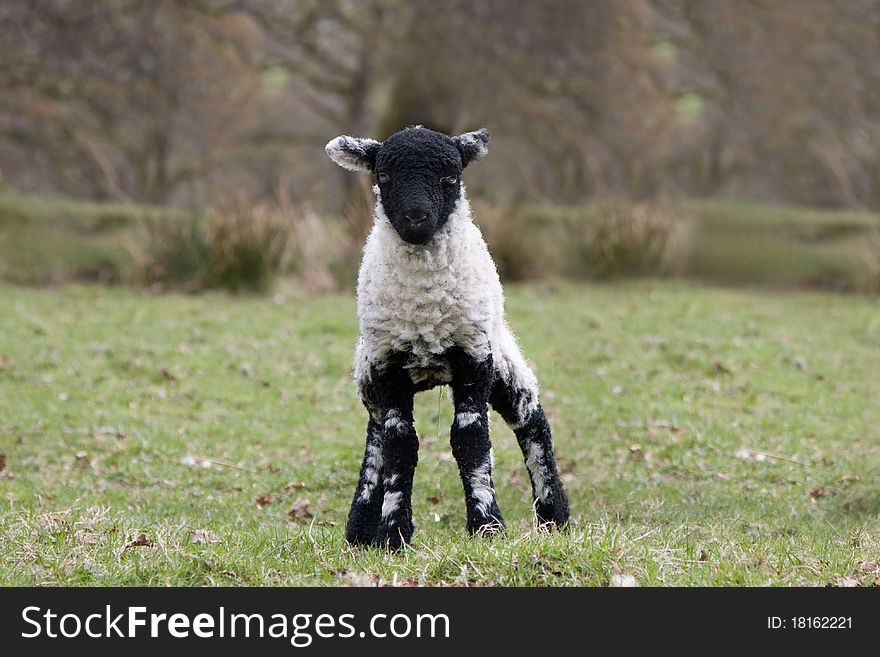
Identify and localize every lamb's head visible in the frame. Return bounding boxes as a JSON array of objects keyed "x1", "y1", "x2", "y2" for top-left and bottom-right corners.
[{"x1": 325, "y1": 125, "x2": 489, "y2": 245}]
